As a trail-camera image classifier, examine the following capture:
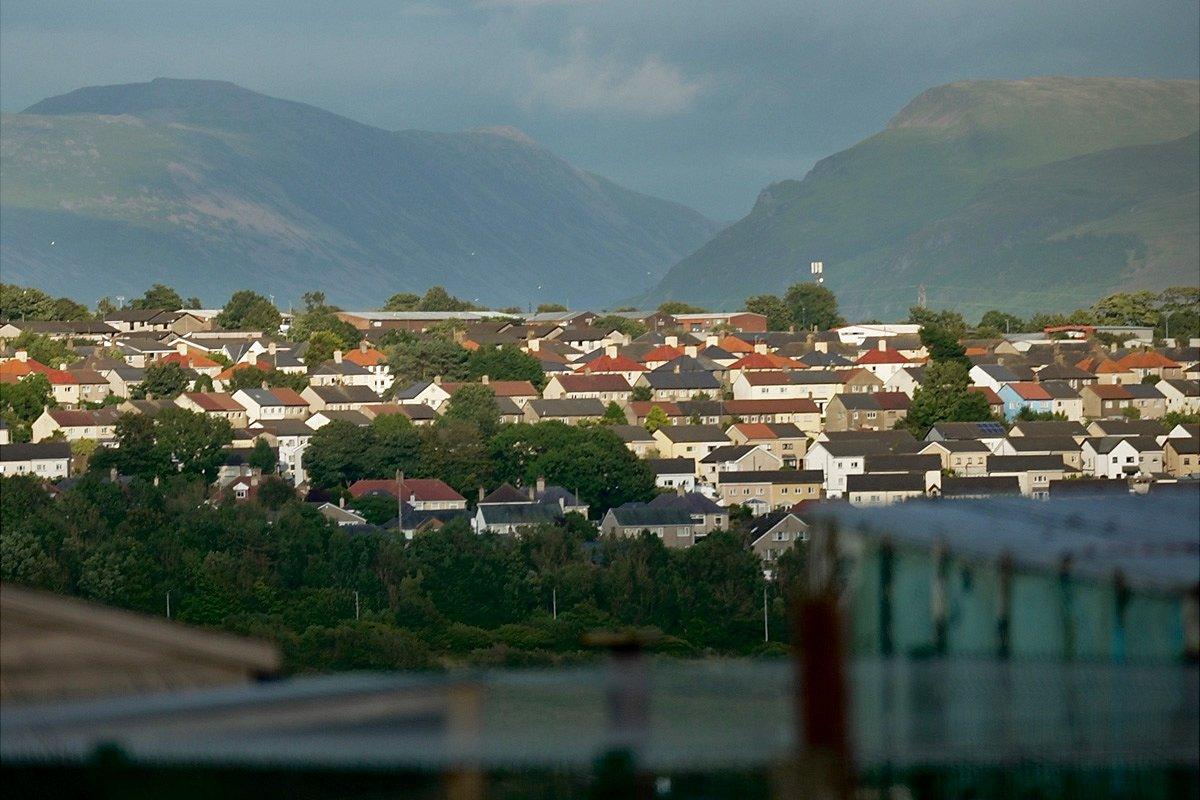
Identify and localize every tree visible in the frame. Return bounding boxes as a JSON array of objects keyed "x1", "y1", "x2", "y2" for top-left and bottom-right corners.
[
  {"x1": 537, "y1": 303, "x2": 569, "y2": 313},
  {"x1": 224, "y1": 365, "x2": 308, "y2": 393},
  {"x1": 304, "y1": 422, "x2": 379, "y2": 488},
  {"x1": 443, "y1": 385, "x2": 501, "y2": 438},
  {"x1": 903, "y1": 360, "x2": 992, "y2": 436},
  {"x1": 155, "y1": 407, "x2": 234, "y2": 480},
  {"x1": 134, "y1": 362, "x2": 195, "y2": 399},
  {"x1": 601, "y1": 402, "x2": 628, "y2": 425},
  {"x1": 0, "y1": 283, "x2": 90, "y2": 321},
  {"x1": 644, "y1": 405, "x2": 670, "y2": 432},
  {"x1": 658, "y1": 301, "x2": 707, "y2": 315},
  {"x1": 257, "y1": 476, "x2": 297, "y2": 510},
  {"x1": 0, "y1": 374, "x2": 55, "y2": 439},
  {"x1": 368, "y1": 414, "x2": 423, "y2": 477},
  {"x1": 631, "y1": 384, "x2": 653, "y2": 402},
  {"x1": 909, "y1": 307, "x2": 967, "y2": 341},
  {"x1": 918, "y1": 321, "x2": 968, "y2": 365},
  {"x1": 978, "y1": 310, "x2": 1026, "y2": 335},
  {"x1": 216, "y1": 290, "x2": 282, "y2": 331},
  {"x1": 419, "y1": 418, "x2": 493, "y2": 496},
  {"x1": 12, "y1": 332, "x2": 80, "y2": 367},
  {"x1": 247, "y1": 438, "x2": 278, "y2": 473},
  {"x1": 745, "y1": 295, "x2": 793, "y2": 331},
  {"x1": 466, "y1": 346, "x2": 545, "y2": 389},
  {"x1": 301, "y1": 291, "x2": 327, "y2": 313},
  {"x1": 105, "y1": 413, "x2": 170, "y2": 477},
  {"x1": 592, "y1": 314, "x2": 647, "y2": 340},
  {"x1": 130, "y1": 283, "x2": 183, "y2": 310},
  {"x1": 417, "y1": 286, "x2": 475, "y2": 312},
  {"x1": 383, "y1": 292, "x2": 421, "y2": 311},
  {"x1": 783, "y1": 284, "x2": 843, "y2": 330},
  {"x1": 303, "y1": 331, "x2": 343, "y2": 366},
  {"x1": 1156, "y1": 286, "x2": 1200, "y2": 340},
  {"x1": 386, "y1": 337, "x2": 470, "y2": 387},
  {"x1": 1089, "y1": 291, "x2": 1159, "y2": 328}
]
